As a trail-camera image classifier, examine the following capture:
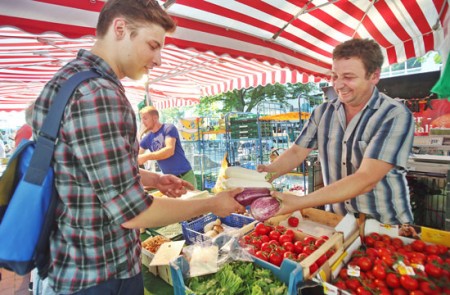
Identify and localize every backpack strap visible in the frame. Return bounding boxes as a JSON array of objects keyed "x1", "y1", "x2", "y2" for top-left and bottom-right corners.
[{"x1": 24, "y1": 69, "x2": 101, "y2": 184}]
